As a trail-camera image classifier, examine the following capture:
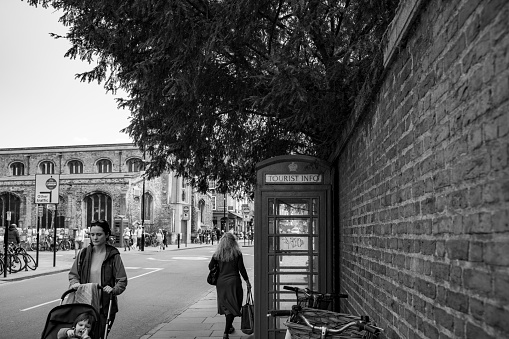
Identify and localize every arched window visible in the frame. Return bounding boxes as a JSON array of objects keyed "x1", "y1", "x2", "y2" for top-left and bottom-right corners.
[
  {"x1": 40, "y1": 161, "x2": 55, "y2": 174},
  {"x1": 10, "y1": 162, "x2": 25, "y2": 176},
  {"x1": 96, "y1": 159, "x2": 112, "y2": 173},
  {"x1": 142, "y1": 193, "x2": 153, "y2": 220},
  {"x1": 0, "y1": 193, "x2": 21, "y2": 227},
  {"x1": 68, "y1": 160, "x2": 83, "y2": 174},
  {"x1": 85, "y1": 193, "x2": 112, "y2": 226},
  {"x1": 127, "y1": 158, "x2": 143, "y2": 172}
]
